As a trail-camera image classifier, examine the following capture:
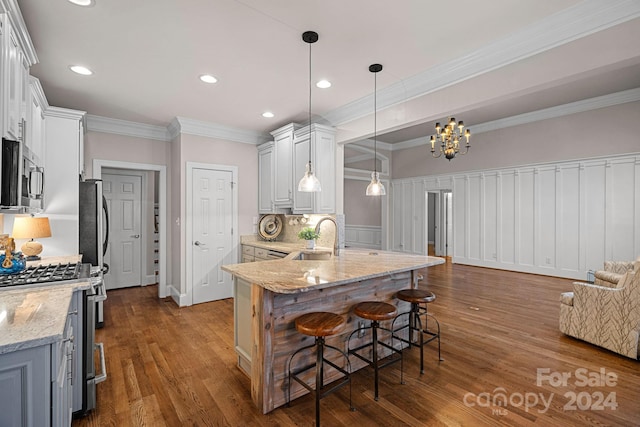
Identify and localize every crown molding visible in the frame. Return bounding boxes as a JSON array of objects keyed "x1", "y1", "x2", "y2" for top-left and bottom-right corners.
[
  {"x1": 44, "y1": 106, "x2": 86, "y2": 121},
  {"x1": 471, "y1": 87, "x2": 640, "y2": 134},
  {"x1": 86, "y1": 115, "x2": 169, "y2": 141},
  {"x1": 171, "y1": 117, "x2": 271, "y2": 145},
  {"x1": 390, "y1": 88, "x2": 640, "y2": 151},
  {"x1": 28, "y1": 76, "x2": 49, "y2": 112},
  {"x1": 324, "y1": 0, "x2": 640, "y2": 126},
  {"x1": 1, "y1": 0, "x2": 38, "y2": 64},
  {"x1": 351, "y1": 138, "x2": 393, "y2": 152}
]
